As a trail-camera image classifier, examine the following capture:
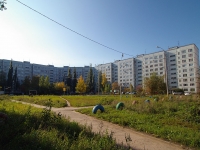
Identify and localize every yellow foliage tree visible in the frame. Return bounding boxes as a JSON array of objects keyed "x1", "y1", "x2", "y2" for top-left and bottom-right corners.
[
  {"x1": 54, "y1": 82, "x2": 65, "y2": 94},
  {"x1": 101, "y1": 73, "x2": 107, "y2": 92},
  {"x1": 76, "y1": 75, "x2": 86, "y2": 94}
]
